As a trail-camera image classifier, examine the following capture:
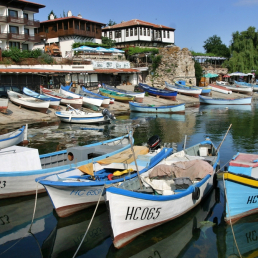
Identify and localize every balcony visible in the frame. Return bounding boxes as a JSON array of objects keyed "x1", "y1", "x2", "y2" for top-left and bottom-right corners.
[
  {"x1": 24, "y1": 18, "x2": 40, "y2": 27},
  {"x1": 152, "y1": 37, "x2": 162, "y2": 41},
  {"x1": 0, "y1": 15, "x2": 40, "y2": 27},
  {"x1": 0, "y1": 16, "x2": 7, "y2": 23},
  {"x1": 0, "y1": 32, "x2": 40, "y2": 42}
]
